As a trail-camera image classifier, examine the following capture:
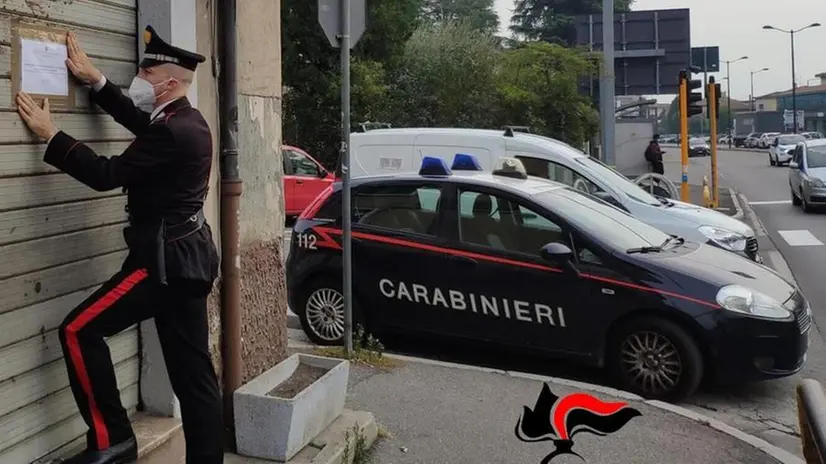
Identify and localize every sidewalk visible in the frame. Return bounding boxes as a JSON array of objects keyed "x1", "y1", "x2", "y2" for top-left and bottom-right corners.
[
  {"x1": 340, "y1": 356, "x2": 801, "y2": 464},
  {"x1": 661, "y1": 155, "x2": 740, "y2": 216}
]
